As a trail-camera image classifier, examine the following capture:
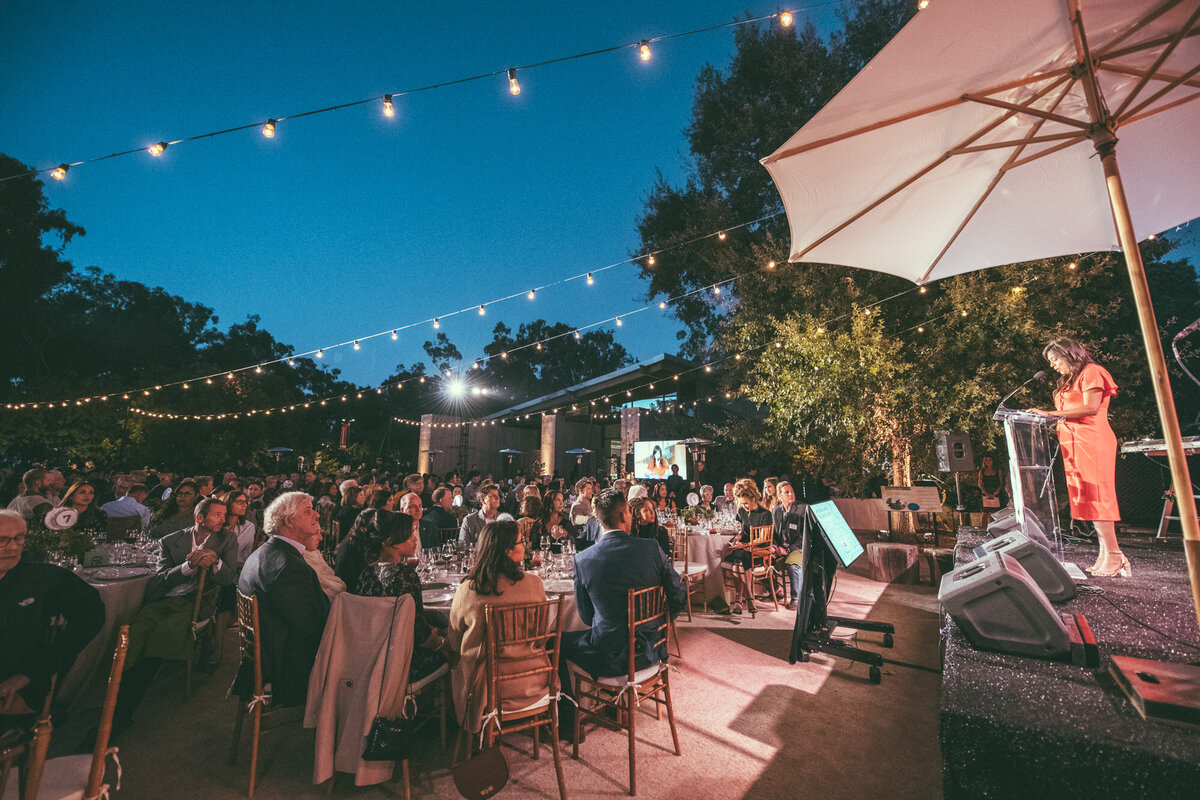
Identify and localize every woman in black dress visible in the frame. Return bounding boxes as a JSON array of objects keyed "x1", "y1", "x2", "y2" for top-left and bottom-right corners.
[
  {"x1": 629, "y1": 497, "x2": 672, "y2": 557},
  {"x1": 349, "y1": 510, "x2": 448, "y2": 682},
  {"x1": 722, "y1": 478, "x2": 773, "y2": 614}
]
